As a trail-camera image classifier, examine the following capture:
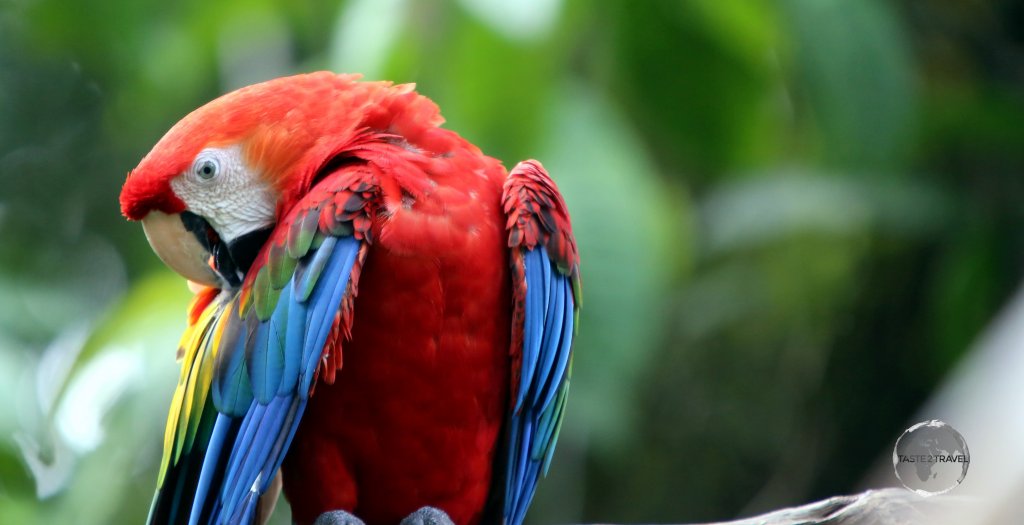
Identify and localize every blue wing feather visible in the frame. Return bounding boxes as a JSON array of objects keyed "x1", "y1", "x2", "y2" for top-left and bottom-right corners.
[
  {"x1": 212, "y1": 318, "x2": 254, "y2": 417},
  {"x1": 300, "y1": 237, "x2": 358, "y2": 395},
  {"x1": 503, "y1": 246, "x2": 577, "y2": 525},
  {"x1": 248, "y1": 281, "x2": 291, "y2": 403},
  {"x1": 515, "y1": 250, "x2": 546, "y2": 413},
  {"x1": 278, "y1": 285, "x2": 307, "y2": 396},
  {"x1": 533, "y1": 273, "x2": 564, "y2": 406},
  {"x1": 187, "y1": 414, "x2": 234, "y2": 525},
  {"x1": 541, "y1": 246, "x2": 551, "y2": 312},
  {"x1": 171, "y1": 230, "x2": 362, "y2": 525},
  {"x1": 247, "y1": 318, "x2": 274, "y2": 404},
  {"x1": 213, "y1": 237, "x2": 359, "y2": 523},
  {"x1": 539, "y1": 288, "x2": 574, "y2": 411}
]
